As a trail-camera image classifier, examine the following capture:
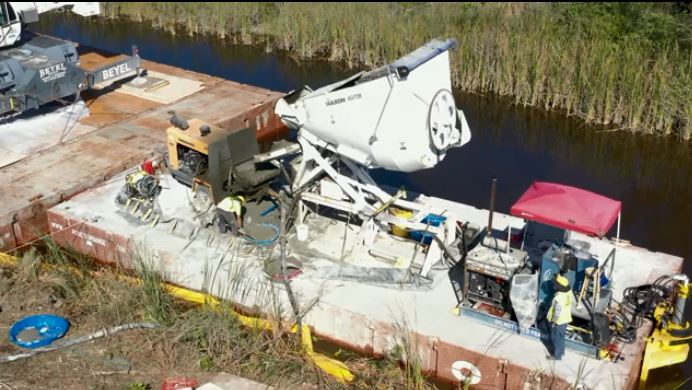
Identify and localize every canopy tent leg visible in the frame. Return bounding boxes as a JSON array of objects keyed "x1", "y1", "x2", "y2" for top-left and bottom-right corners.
[{"x1": 615, "y1": 211, "x2": 621, "y2": 263}]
